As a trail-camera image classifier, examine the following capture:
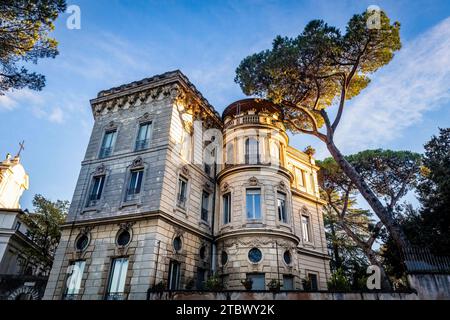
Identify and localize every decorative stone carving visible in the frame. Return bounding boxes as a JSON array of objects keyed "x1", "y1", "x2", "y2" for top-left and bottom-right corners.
[
  {"x1": 181, "y1": 165, "x2": 190, "y2": 177},
  {"x1": 94, "y1": 164, "x2": 106, "y2": 176},
  {"x1": 221, "y1": 182, "x2": 229, "y2": 192},
  {"x1": 131, "y1": 157, "x2": 144, "y2": 169},
  {"x1": 118, "y1": 221, "x2": 135, "y2": 231},
  {"x1": 248, "y1": 176, "x2": 259, "y2": 186},
  {"x1": 204, "y1": 181, "x2": 214, "y2": 192},
  {"x1": 278, "y1": 181, "x2": 287, "y2": 191},
  {"x1": 79, "y1": 226, "x2": 94, "y2": 236}
]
